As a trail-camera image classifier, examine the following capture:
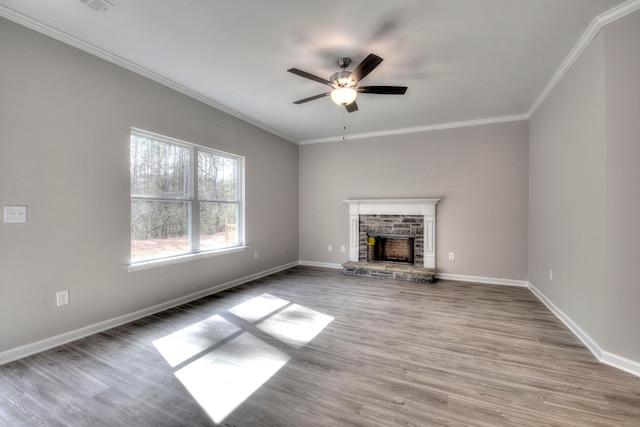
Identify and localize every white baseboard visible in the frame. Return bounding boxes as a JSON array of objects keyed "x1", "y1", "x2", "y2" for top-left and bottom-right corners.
[
  {"x1": 5, "y1": 263, "x2": 639, "y2": 379},
  {"x1": 298, "y1": 262, "x2": 530, "y2": 287},
  {"x1": 0, "y1": 261, "x2": 298, "y2": 366},
  {"x1": 436, "y1": 273, "x2": 528, "y2": 287},
  {"x1": 298, "y1": 260, "x2": 343, "y2": 269},
  {"x1": 527, "y1": 281, "x2": 640, "y2": 378},
  {"x1": 601, "y1": 351, "x2": 640, "y2": 377},
  {"x1": 526, "y1": 282, "x2": 603, "y2": 358}
]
